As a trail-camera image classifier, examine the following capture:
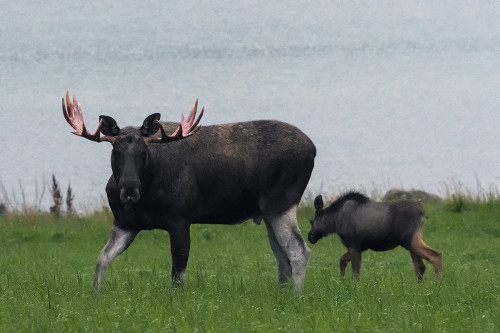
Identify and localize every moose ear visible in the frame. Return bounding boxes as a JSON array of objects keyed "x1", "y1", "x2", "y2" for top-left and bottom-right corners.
[
  {"x1": 314, "y1": 195, "x2": 324, "y2": 212},
  {"x1": 99, "y1": 115, "x2": 120, "y2": 136},
  {"x1": 140, "y1": 113, "x2": 161, "y2": 137}
]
